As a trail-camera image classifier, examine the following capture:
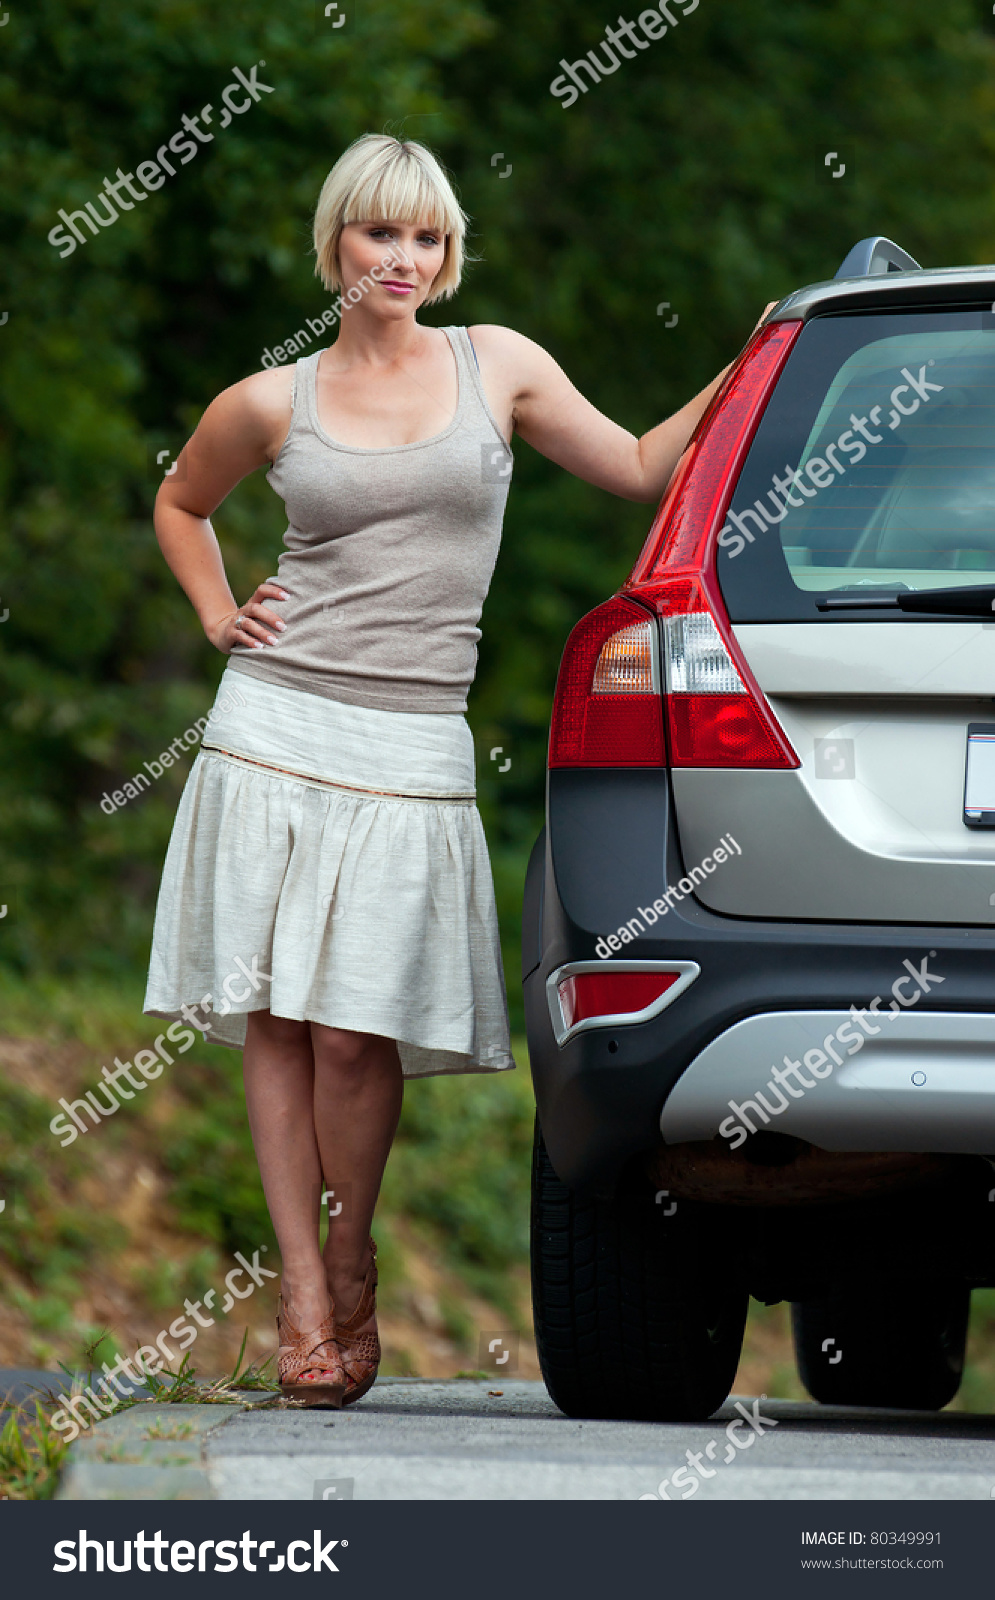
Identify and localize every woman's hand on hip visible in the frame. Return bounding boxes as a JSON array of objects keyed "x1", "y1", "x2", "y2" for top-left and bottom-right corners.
[{"x1": 206, "y1": 581, "x2": 289, "y2": 653}]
